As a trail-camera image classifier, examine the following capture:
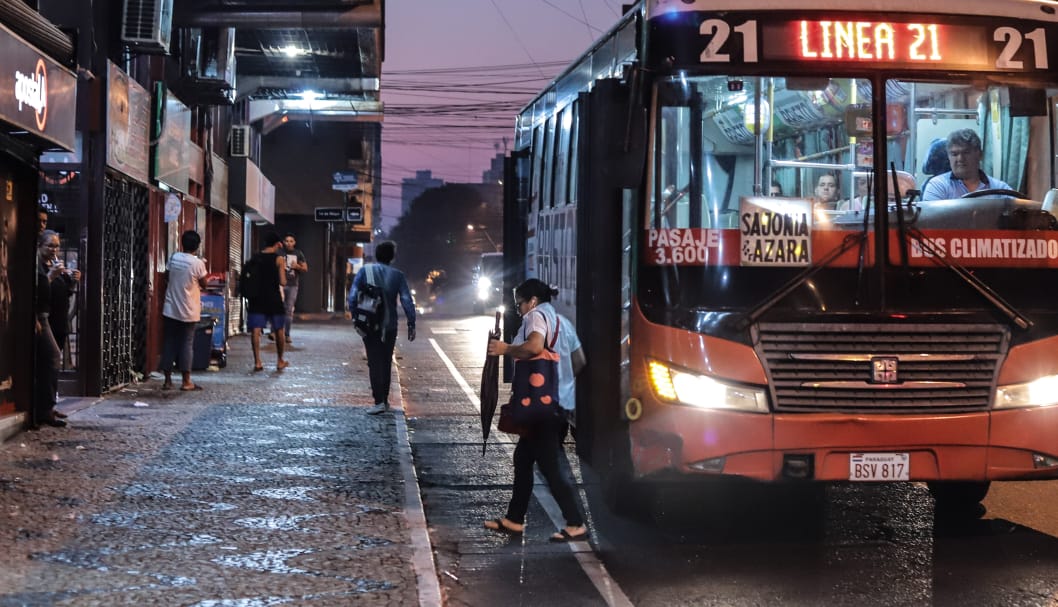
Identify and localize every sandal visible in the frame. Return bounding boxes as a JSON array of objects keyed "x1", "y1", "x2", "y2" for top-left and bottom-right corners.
[
  {"x1": 549, "y1": 528, "x2": 589, "y2": 543},
  {"x1": 483, "y1": 518, "x2": 523, "y2": 536}
]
